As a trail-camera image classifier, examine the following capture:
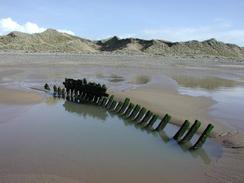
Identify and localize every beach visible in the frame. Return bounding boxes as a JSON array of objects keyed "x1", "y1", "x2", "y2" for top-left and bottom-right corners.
[{"x1": 0, "y1": 53, "x2": 244, "y2": 182}]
